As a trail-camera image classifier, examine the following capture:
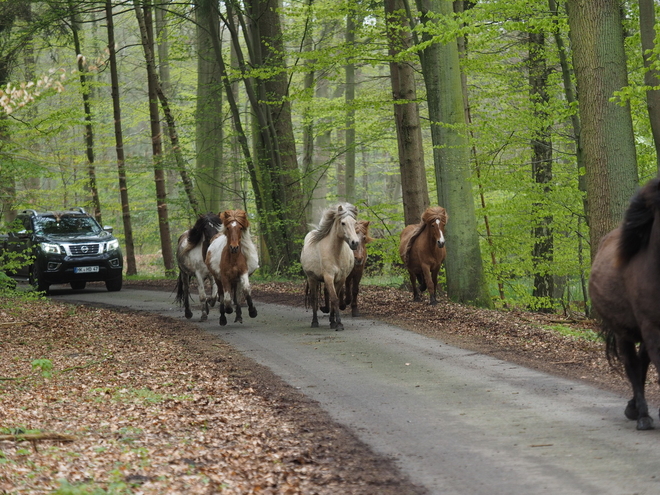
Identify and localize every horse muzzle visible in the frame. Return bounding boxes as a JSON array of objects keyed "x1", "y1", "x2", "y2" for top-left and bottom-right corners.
[
  {"x1": 348, "y1": 240, "x2": 359, "y2": 251},
  {"x1": 229, "y1": 245, "x2": 240, "y2": 254},
  {"x1": 437, "y1": 240, "x2": 445, "y2": 249}
]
